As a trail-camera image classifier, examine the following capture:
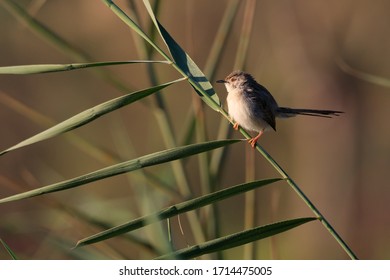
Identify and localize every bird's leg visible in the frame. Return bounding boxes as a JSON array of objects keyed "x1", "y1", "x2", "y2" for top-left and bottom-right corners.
[
  {"x1": 233, "y1": 122, "x2": 239, "y2": 130},
  {"x1": 248, "y1": 130, "x2": 264, "y2": 148}
]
